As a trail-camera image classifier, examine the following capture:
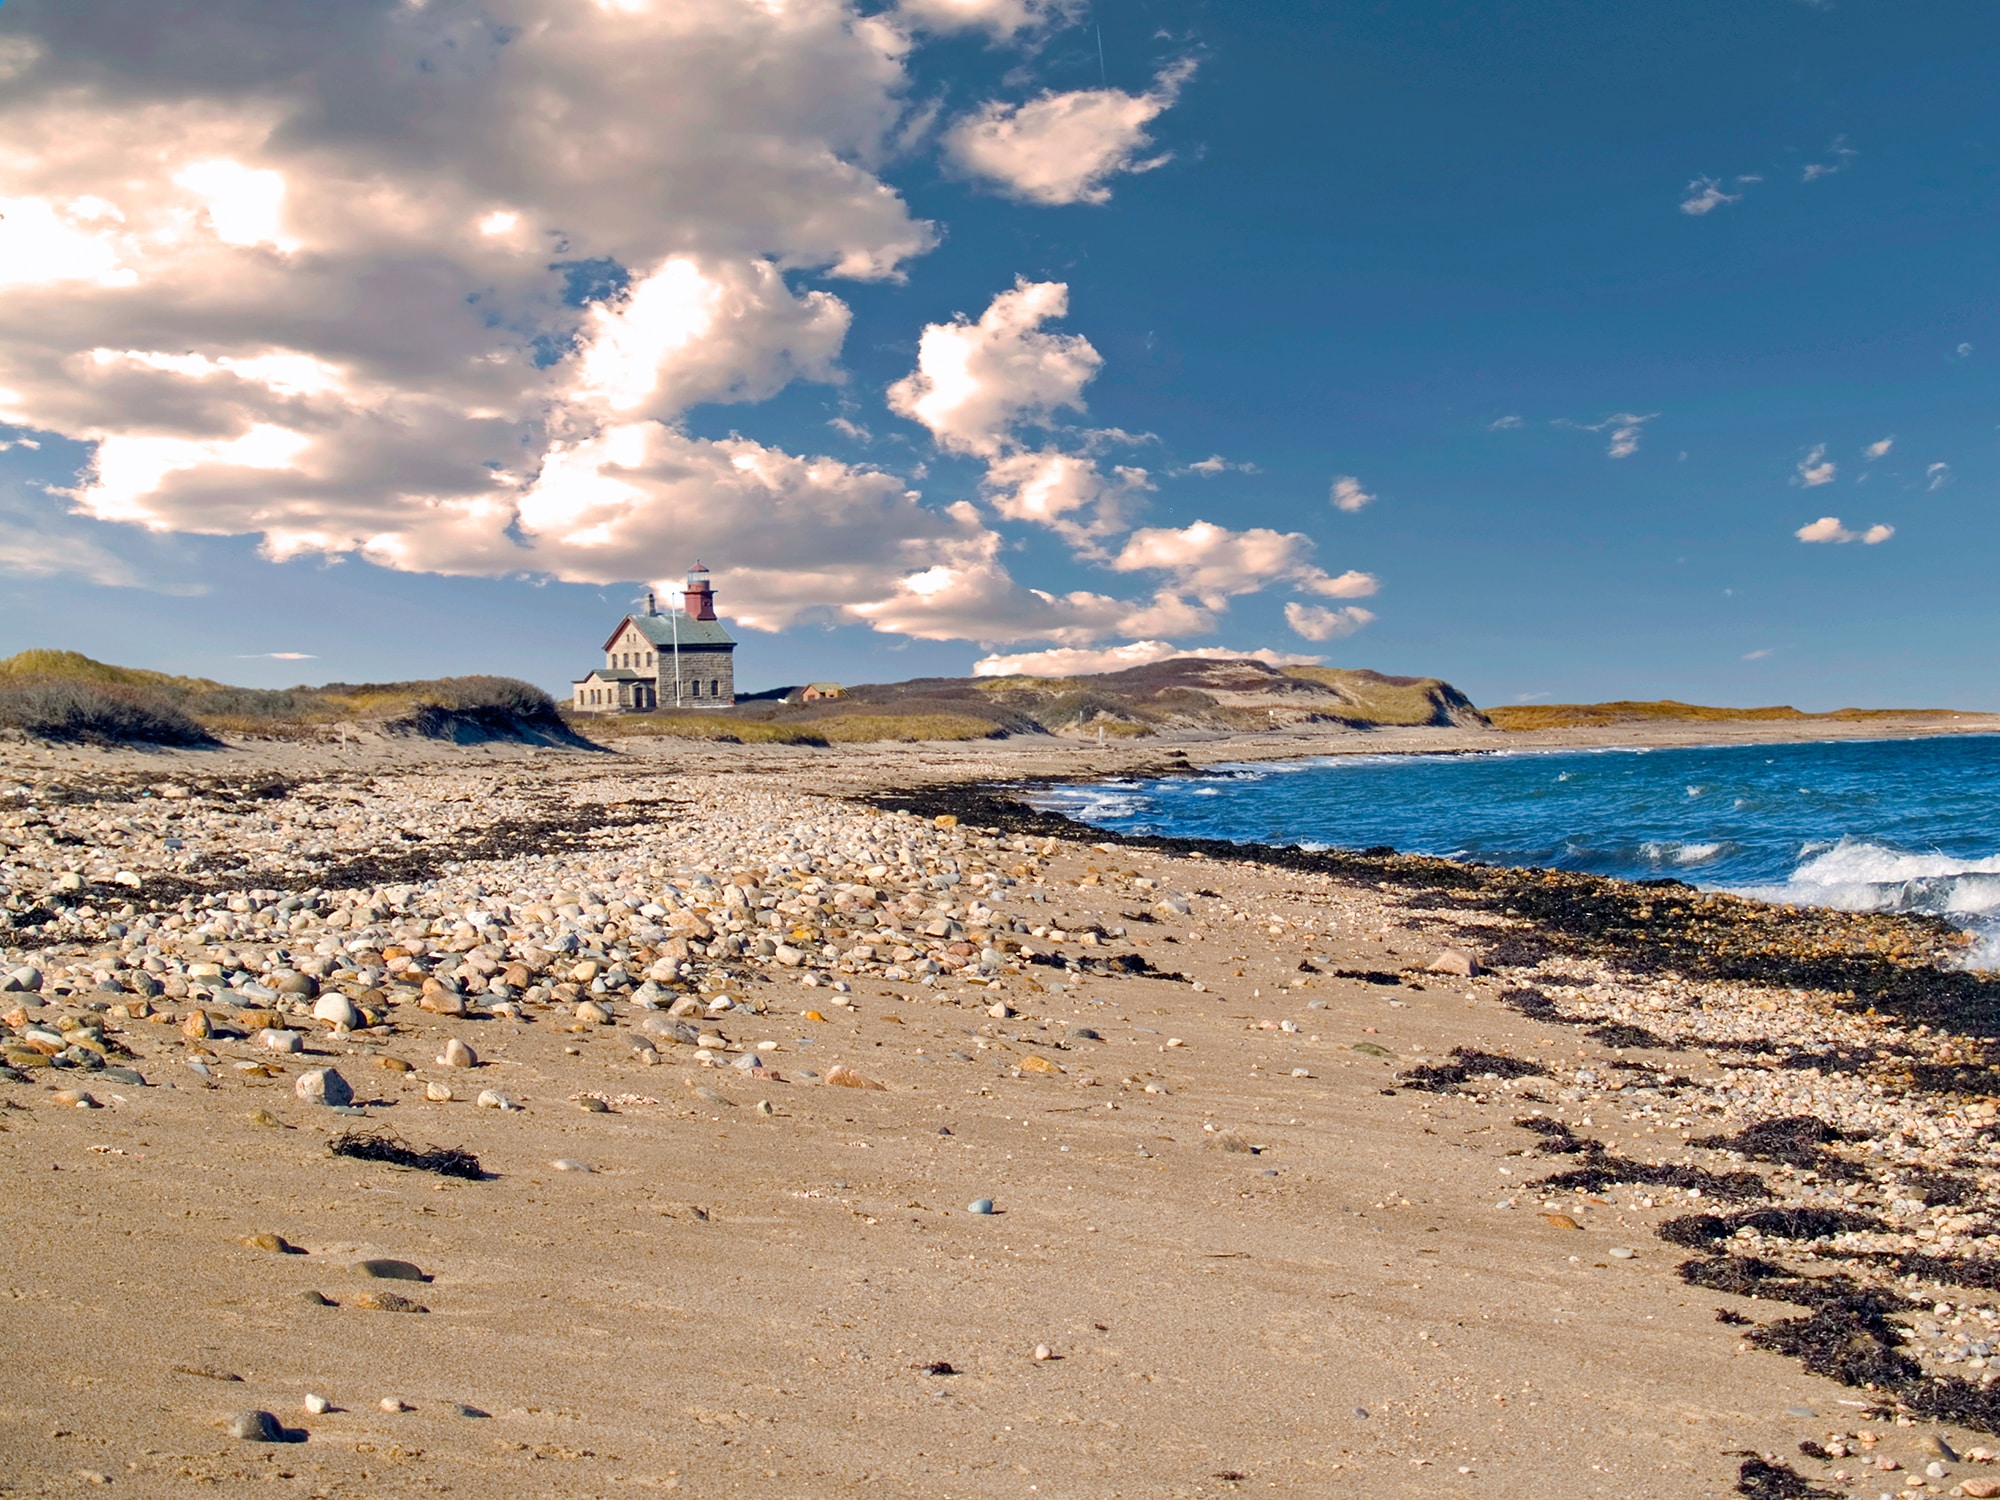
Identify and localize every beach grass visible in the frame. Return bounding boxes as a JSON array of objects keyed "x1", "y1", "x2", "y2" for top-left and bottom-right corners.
[{"x1": 576, "y1": 710, "x2": 1001, "y2": 745}]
